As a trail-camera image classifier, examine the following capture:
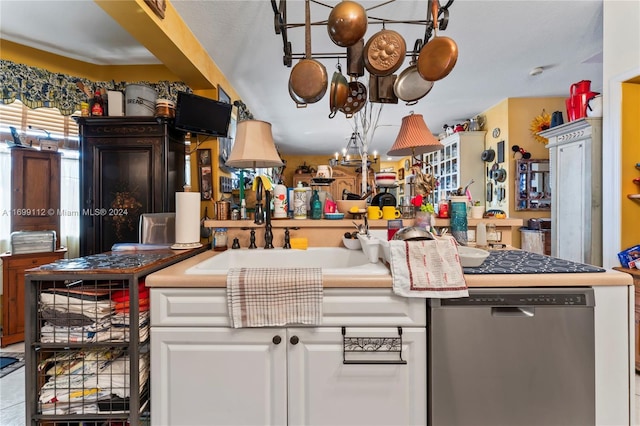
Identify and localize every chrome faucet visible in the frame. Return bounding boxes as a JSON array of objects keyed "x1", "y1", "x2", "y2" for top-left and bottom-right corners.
[{"x1": 254, "y1": 177, "x2": 274, "y2": 249}]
